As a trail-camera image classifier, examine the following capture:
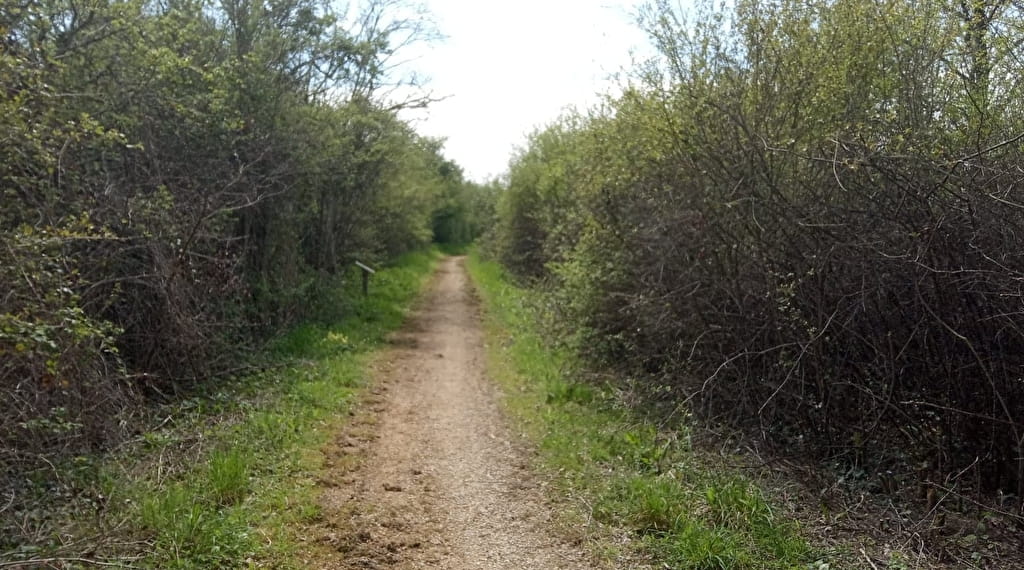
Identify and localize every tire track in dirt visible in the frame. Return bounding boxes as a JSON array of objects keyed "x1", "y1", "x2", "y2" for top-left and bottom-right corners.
[{"x1": 307, "y1": 256, "x2": 594, "y2": 569}]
